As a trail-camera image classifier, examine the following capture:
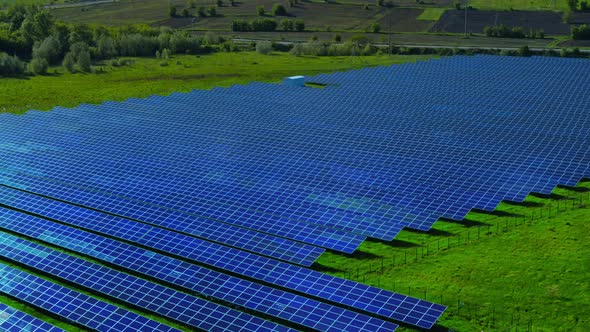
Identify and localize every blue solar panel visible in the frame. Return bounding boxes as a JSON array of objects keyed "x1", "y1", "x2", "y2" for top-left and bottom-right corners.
[
  {"x1": 1, "y1": 55, "x2": 585, "y2": 330},
  {"x1": 0, "y1": 56, "x2": 587, "y2": 239},
  {"x1": 0, "y1": 184, "x2": 323, "y2": 266},
  {"x1": 0, "y1": 231, "x2": 296, "y2": 332},
  {"x1": 0, "y1": 303, "x2": 64, "y2": 332},
  {"x1": 0, "y1": 209, "x2": 397, "y2": 332},
  {"x1": 0, "y1": 263, "x2": 180, "y2": 332}
]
